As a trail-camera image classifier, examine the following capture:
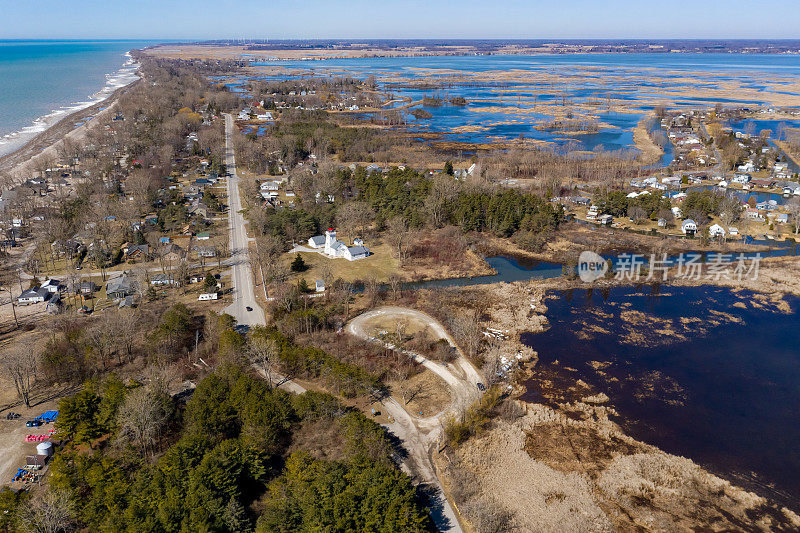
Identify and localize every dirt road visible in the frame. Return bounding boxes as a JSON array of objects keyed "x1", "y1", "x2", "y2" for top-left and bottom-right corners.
[{"x1": 347, "y1": 306, "x2": 485, "y2": 533}]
